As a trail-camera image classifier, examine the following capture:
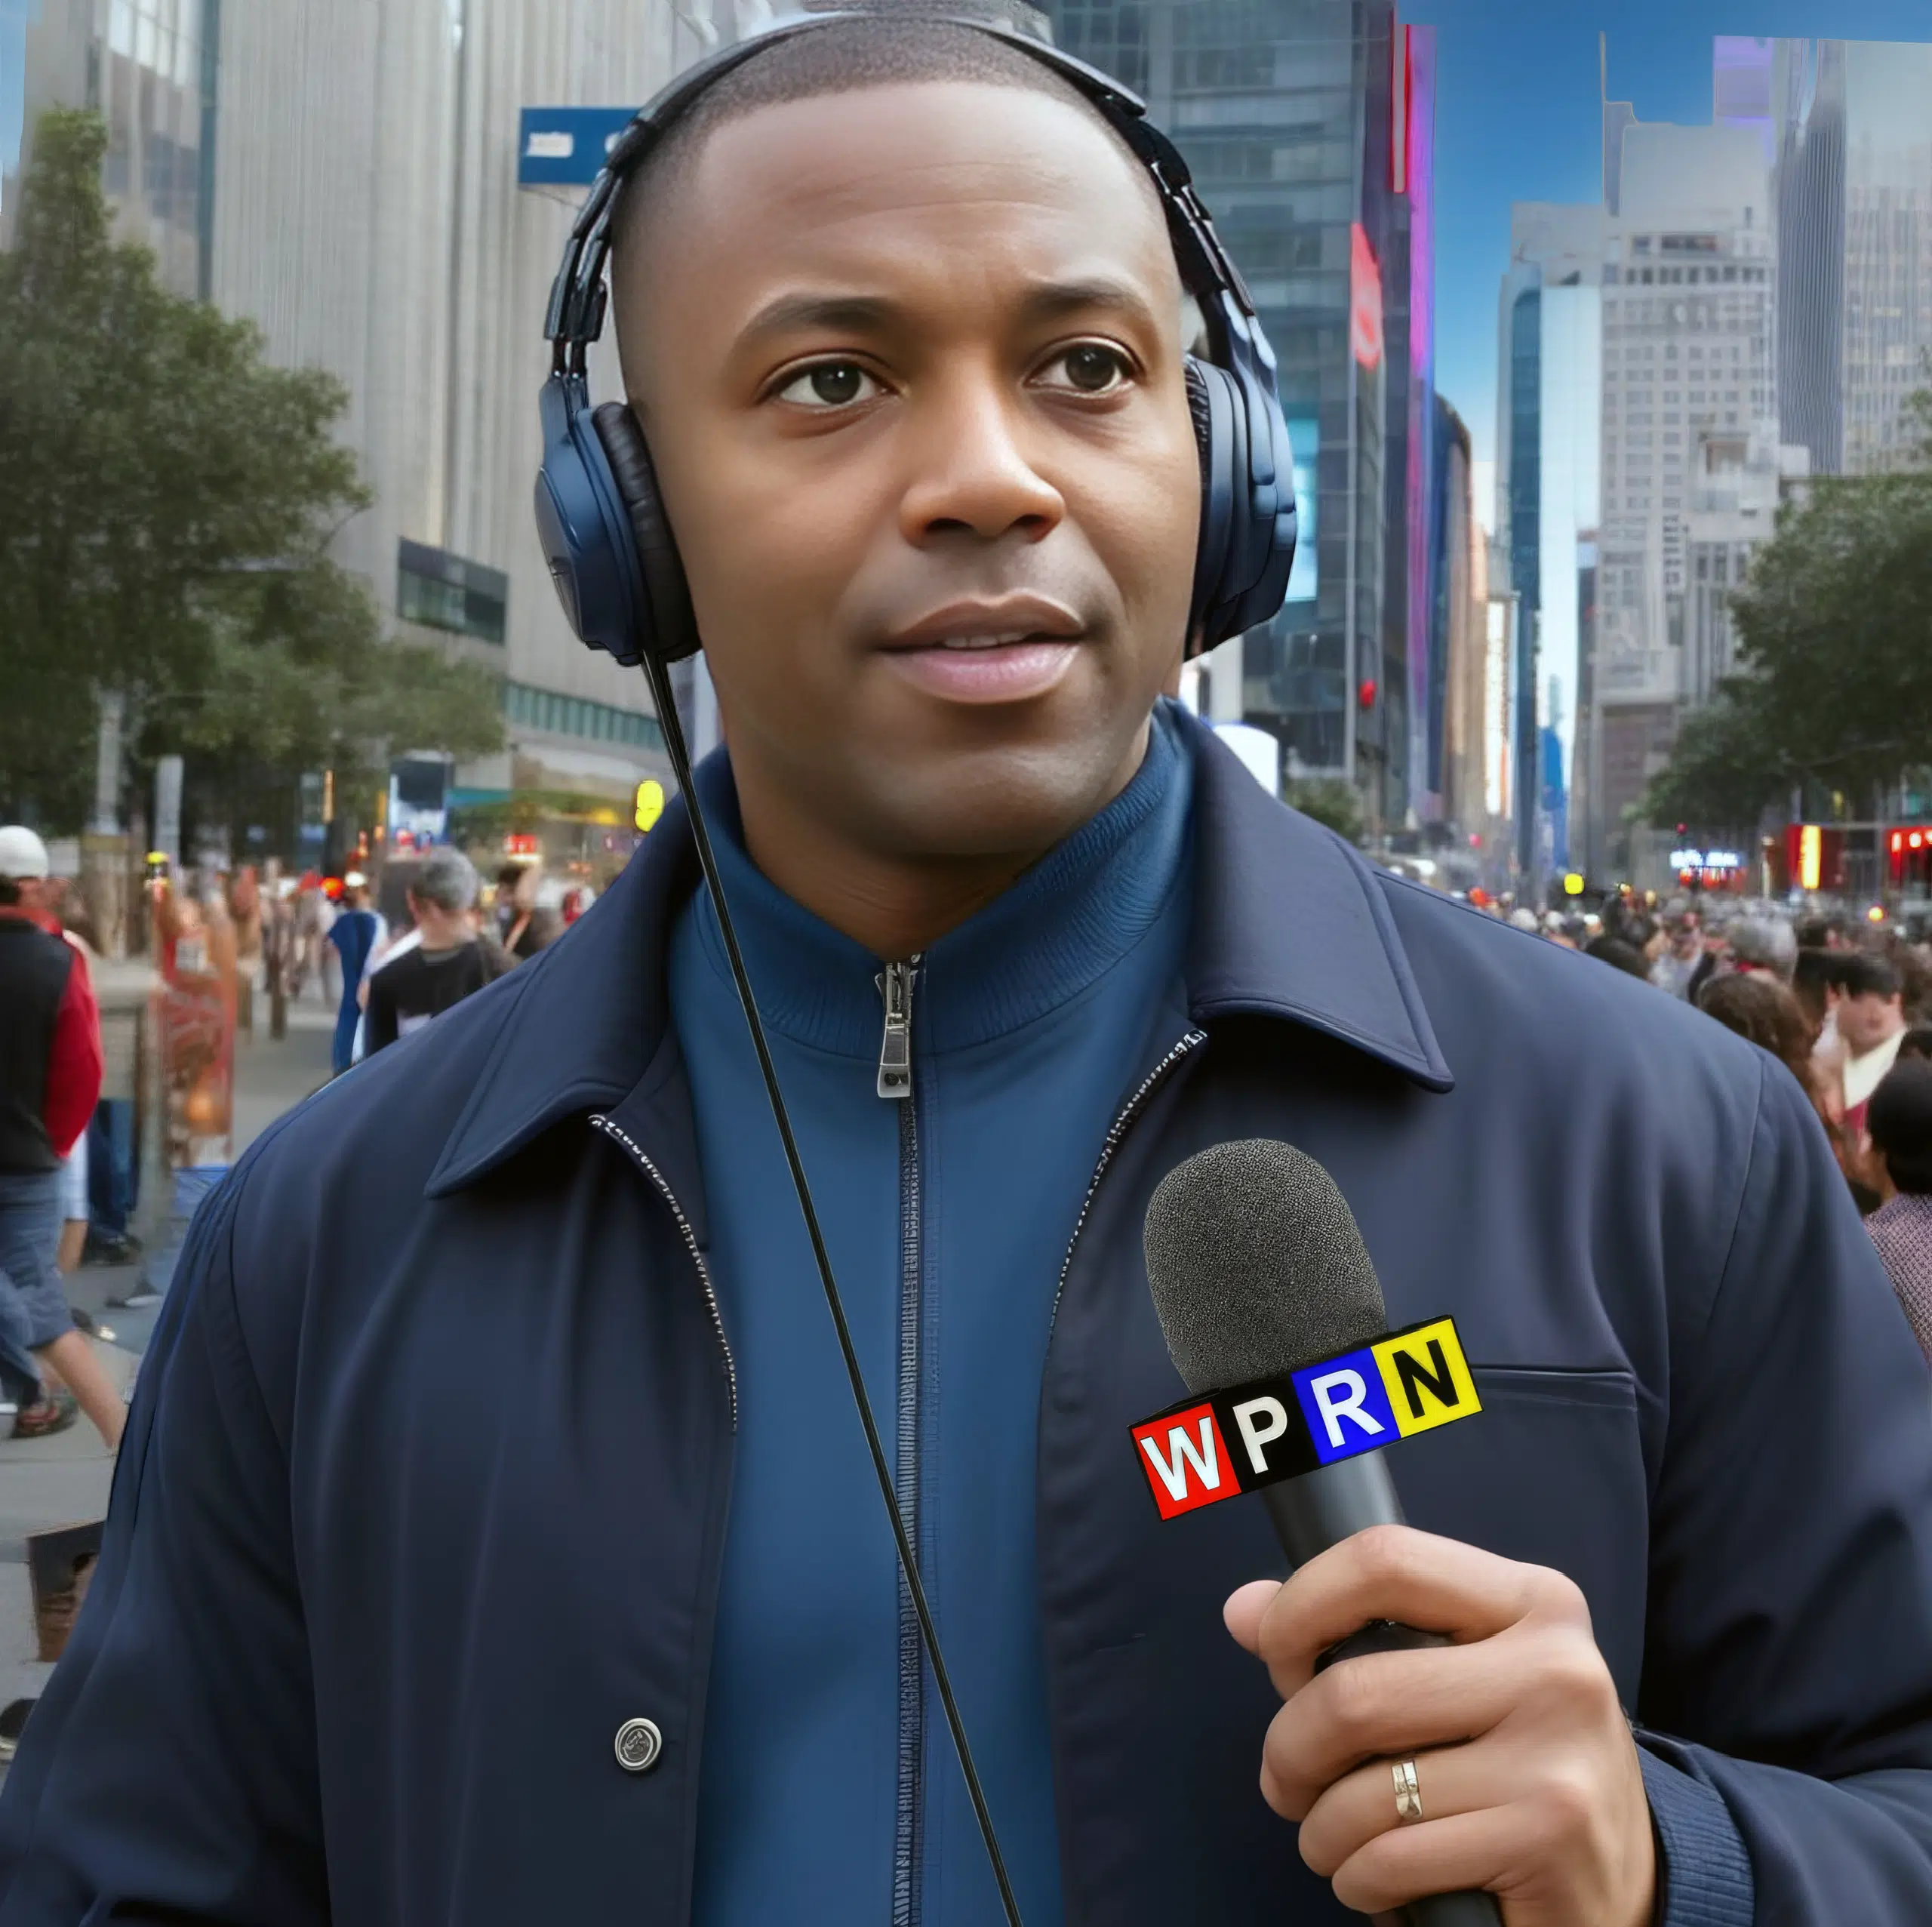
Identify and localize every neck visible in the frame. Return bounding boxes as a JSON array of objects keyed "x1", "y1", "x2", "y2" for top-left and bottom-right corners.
[
  {"x1": 727, "y1": 722, "x2": 1152, "y2": 961},
  {"x1": 416, "y1": 909, "x2": 468, "y2": 948}
]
